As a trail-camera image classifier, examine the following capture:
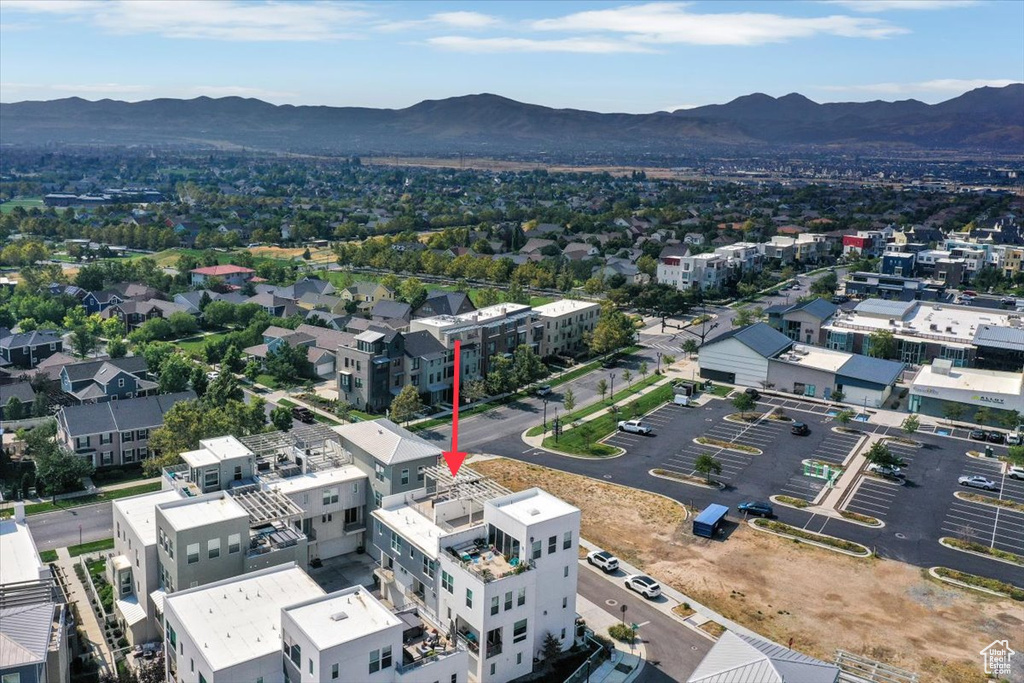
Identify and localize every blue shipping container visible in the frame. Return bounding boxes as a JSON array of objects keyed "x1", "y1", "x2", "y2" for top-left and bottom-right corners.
[{"x1": 692, "y1": 503, "x2": 729, "y2": 538}]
